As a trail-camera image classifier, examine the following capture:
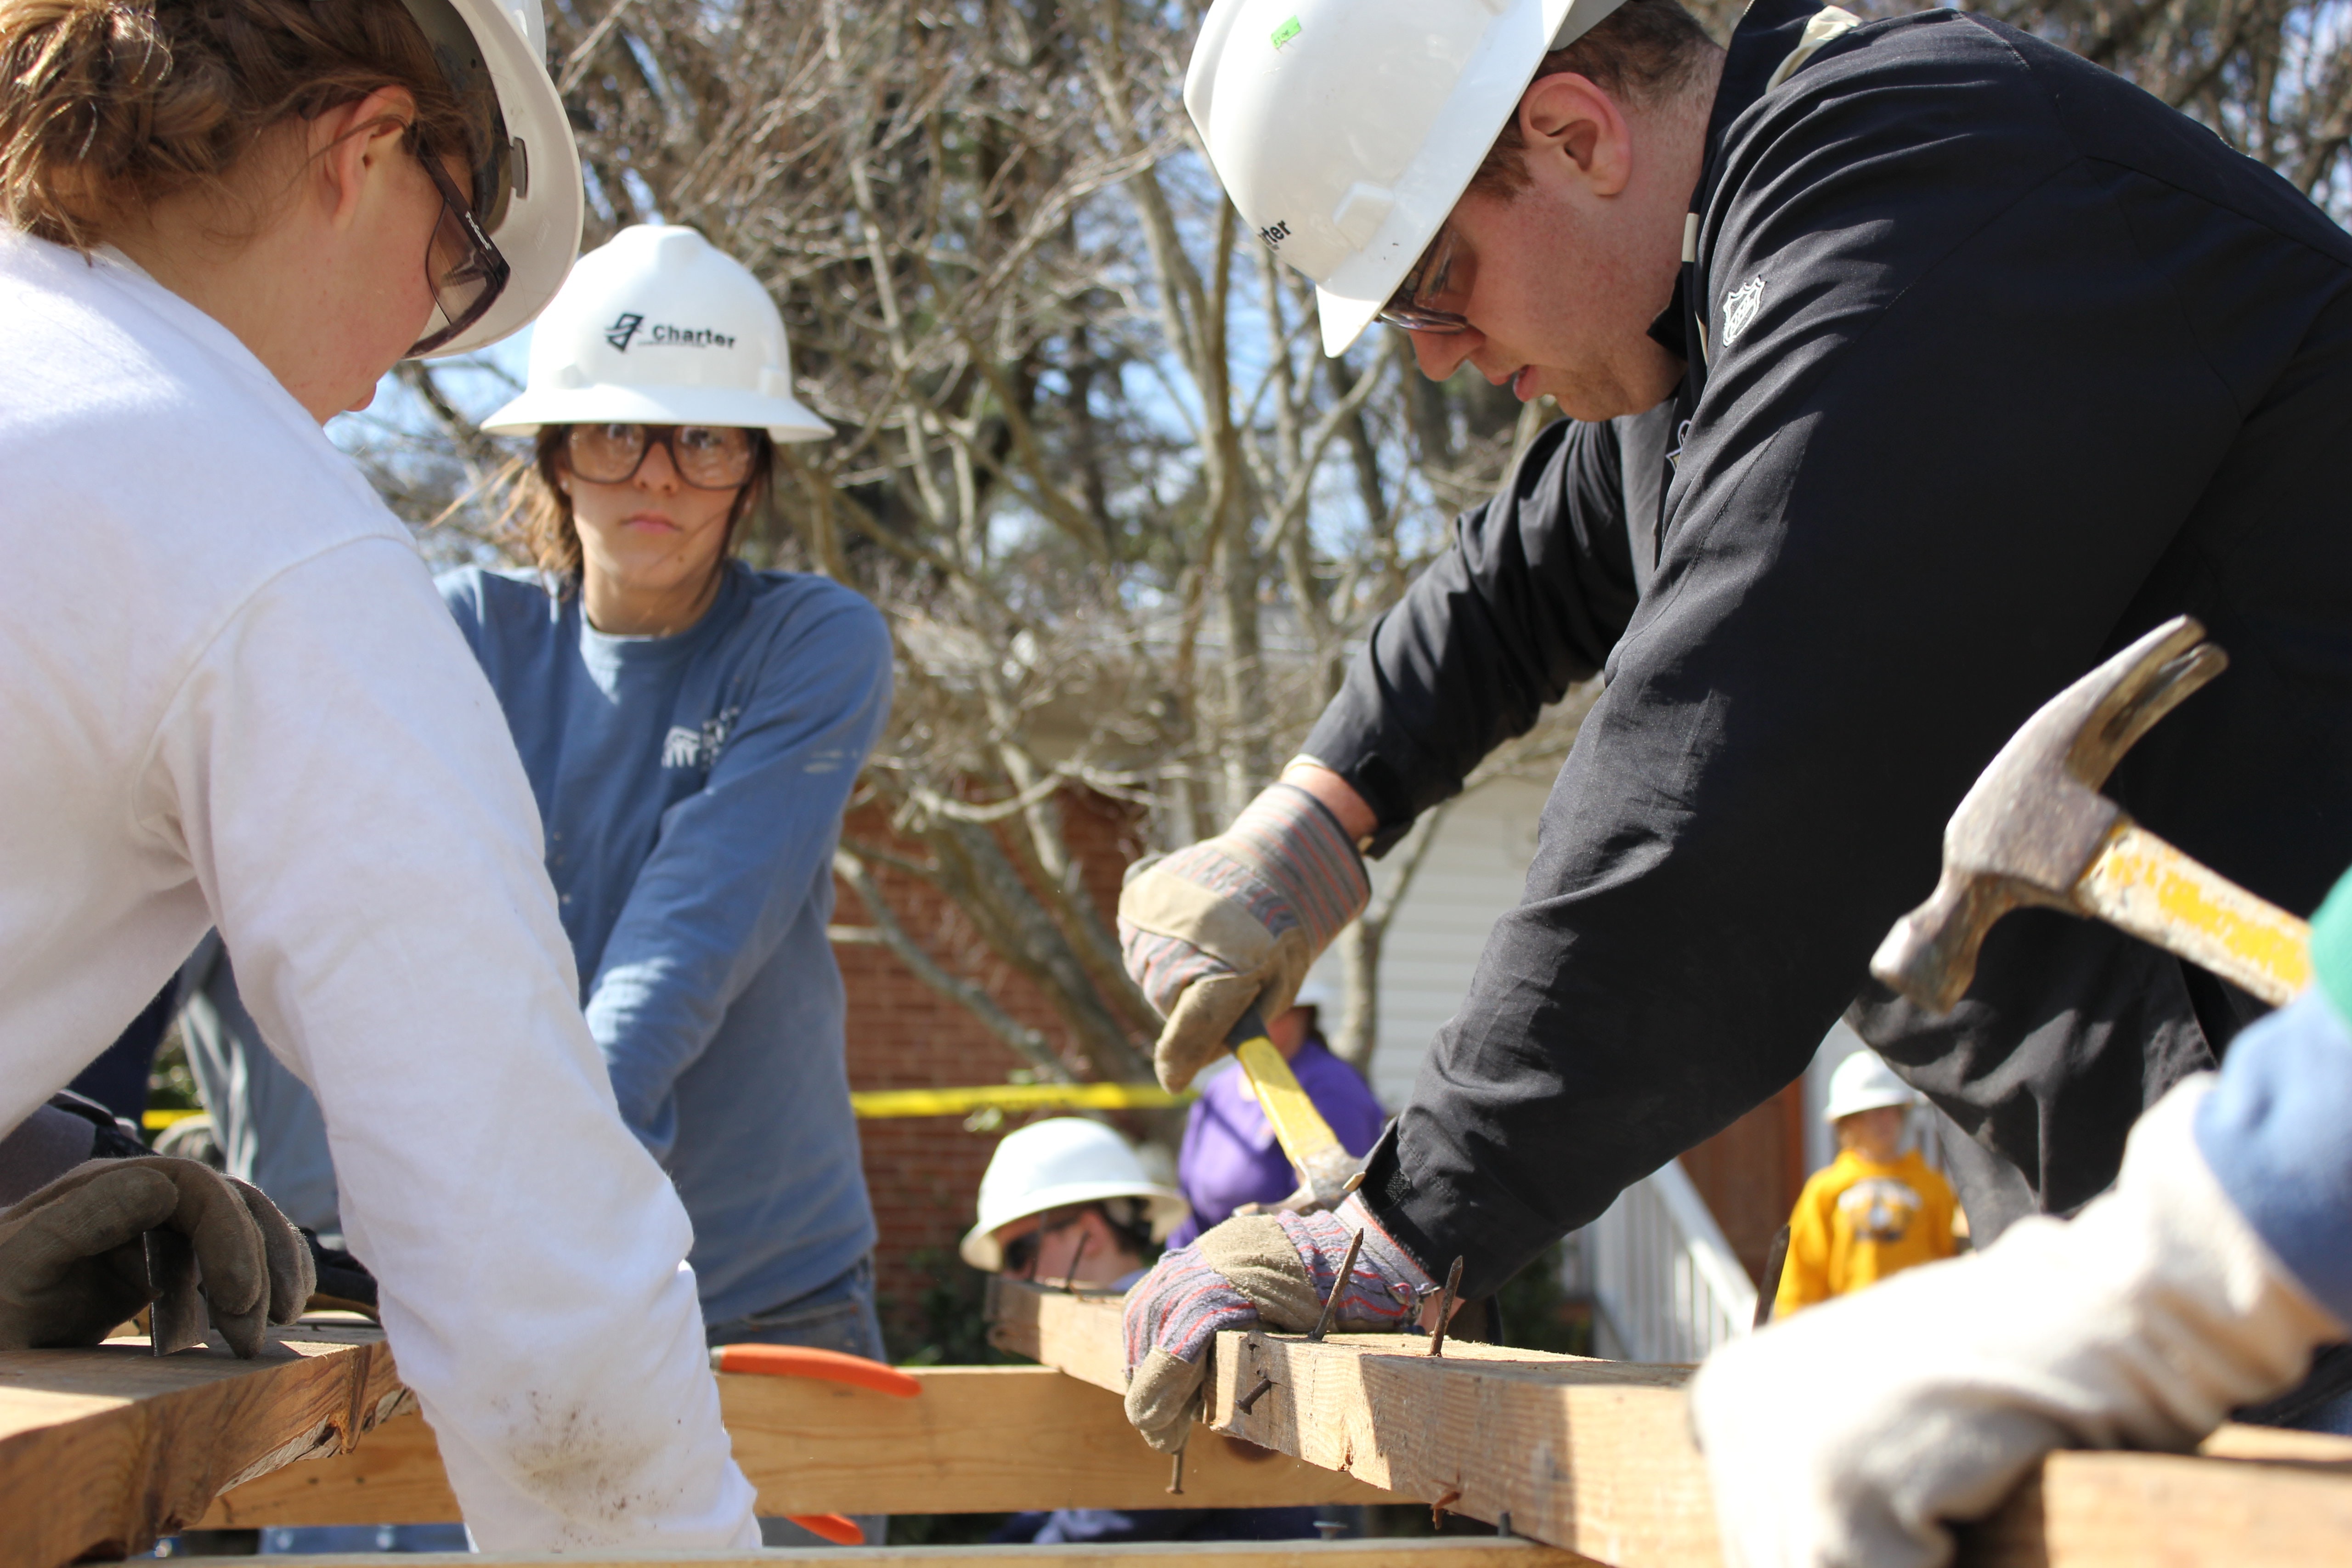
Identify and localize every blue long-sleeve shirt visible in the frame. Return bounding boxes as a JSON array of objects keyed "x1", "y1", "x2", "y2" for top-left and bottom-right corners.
[{"x1": 439, "y1": 561, "x2": 893, "y2": 1325}]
